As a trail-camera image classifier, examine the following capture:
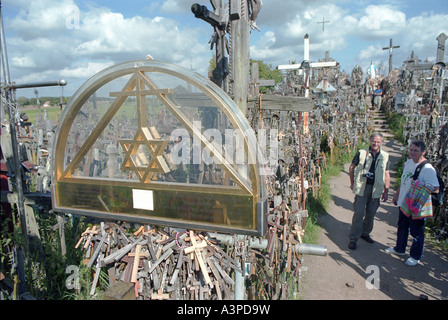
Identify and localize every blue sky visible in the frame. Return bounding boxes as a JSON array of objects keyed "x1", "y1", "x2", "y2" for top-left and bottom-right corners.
[{"x1": 2, "y1": 0, "x2": 447, "y2": 98}]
